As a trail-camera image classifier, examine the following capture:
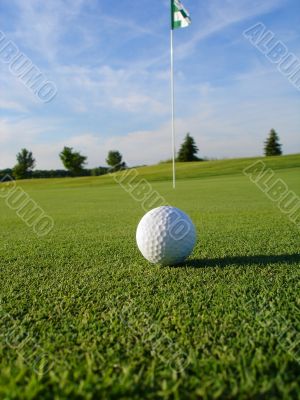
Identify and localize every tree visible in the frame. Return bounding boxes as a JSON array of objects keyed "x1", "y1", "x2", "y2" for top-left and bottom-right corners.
[
  {"x1": 13, "y1": 149, "x2": 36, "y2": 179},
  {"x1": 264, "y1": 129, "x2": 282, "y2": 156},
  {"x1": 0, "y1": 169, "x2": 13, "y2": 181},
  {"x1": 59, "y1": 147, "x2": 87, "y2": 176},
  {"x1": 91, "y1": 167, "x2": 109, "y2": 176},
  {"x1": 177, "y1": 133, "x2": 200, "y2": 162},
  {"x1": 106, "y1": 150, "x2": 126, "y2": 171}
]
